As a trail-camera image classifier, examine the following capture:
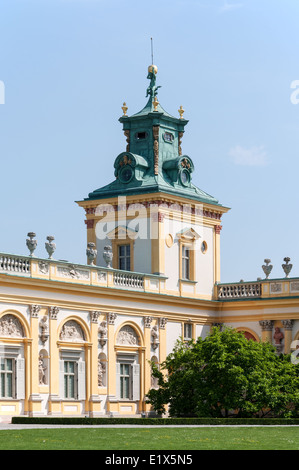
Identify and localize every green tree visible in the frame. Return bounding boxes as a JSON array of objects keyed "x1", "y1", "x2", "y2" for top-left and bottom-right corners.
[{"x1": 146, "y1": 327, "x2": 299, "y2": 418}]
